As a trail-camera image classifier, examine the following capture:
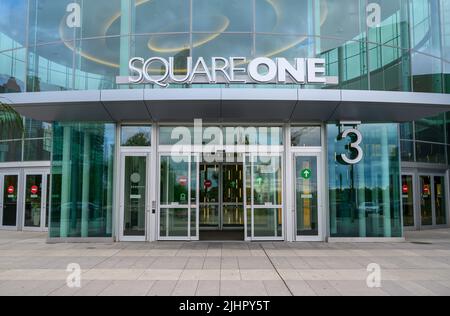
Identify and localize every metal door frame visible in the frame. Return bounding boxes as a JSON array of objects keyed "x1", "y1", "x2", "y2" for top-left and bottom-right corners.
[
  {"x1": 0, "y1": 170, "x2": 21, "y2": 230},
  {"x1": 292, "y1": 150, "x2": 324, "y2": 242},
  {"x1": 119, "y1": 151, "x2": 151, "y2": 242},
  {"x1": 22, "y1": 169, "x2": 50, "y2": 232}
]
